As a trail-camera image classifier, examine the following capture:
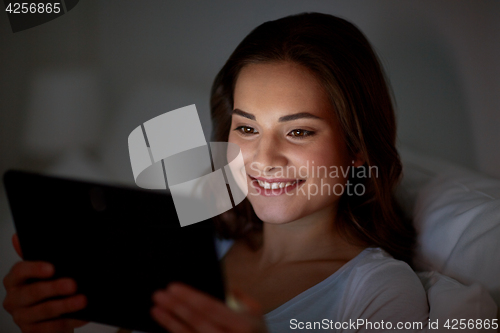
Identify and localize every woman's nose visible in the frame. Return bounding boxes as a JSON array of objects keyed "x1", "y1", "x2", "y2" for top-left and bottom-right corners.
[{"x1": 251, "y1": 134, "x2": 287, "y2": 174}]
